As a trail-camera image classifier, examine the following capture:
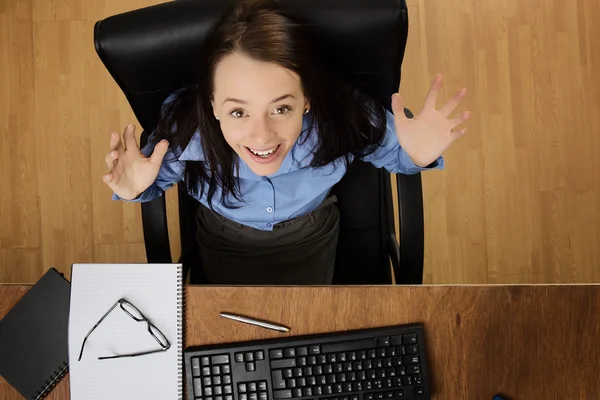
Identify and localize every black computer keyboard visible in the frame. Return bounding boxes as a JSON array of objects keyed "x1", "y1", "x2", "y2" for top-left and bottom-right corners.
[{"x1": 184, "y1": 323, "x2": 431, "y2": 400}]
